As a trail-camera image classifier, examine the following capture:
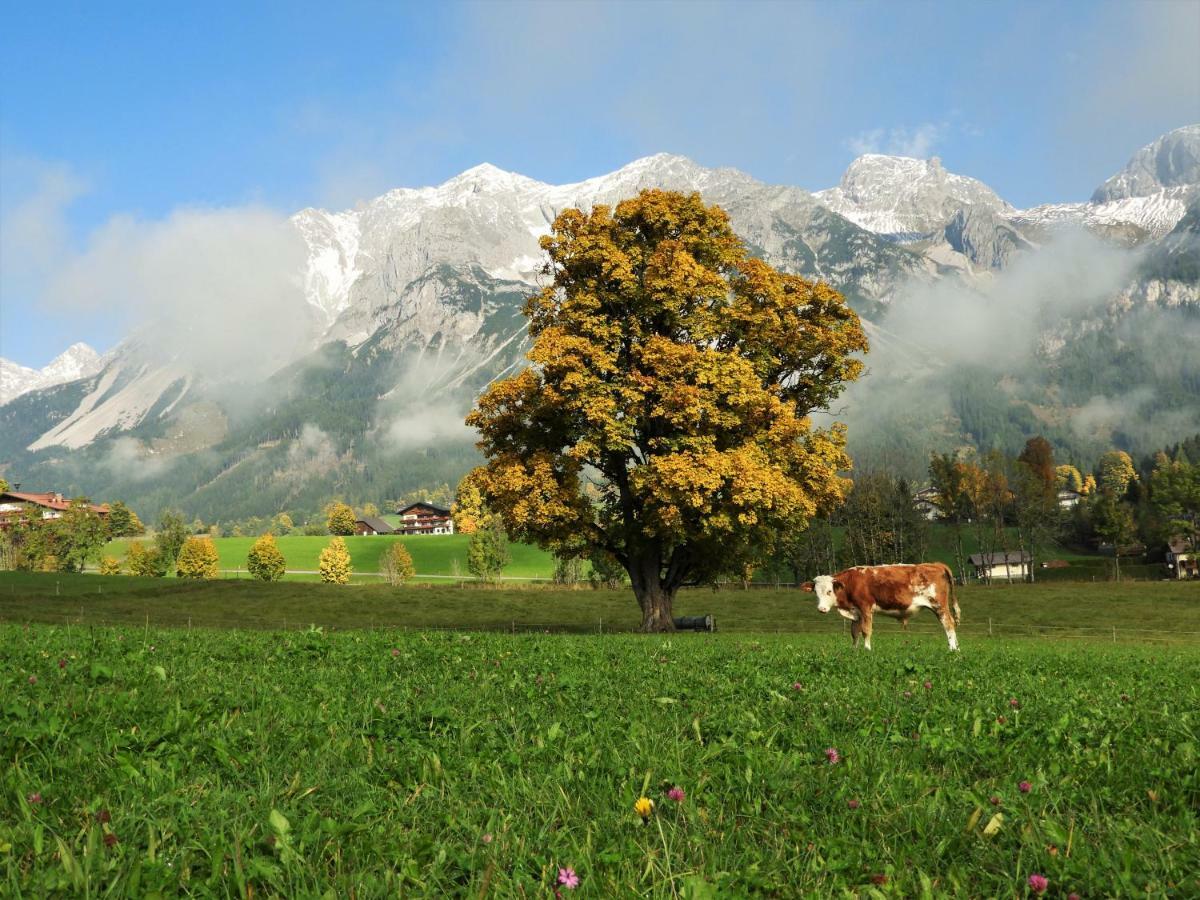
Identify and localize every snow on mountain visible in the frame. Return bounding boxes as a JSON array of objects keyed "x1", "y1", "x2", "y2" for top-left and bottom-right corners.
[
  {"x1": 291, "y1": 152, "x2": 920, "y2": 350},
  {"x1": 0, "y1": 343, "x2": 103, "y2": 404},
  {"x1": 1092, "y1": 125, "x2": 1200, "y2": 202},
  {"x1": 1010, "y1": 190, "x2": 1192, "y2": 243},
  {"x1": 814, "y1": 154, "x2": 1014, "y2": 238}
]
